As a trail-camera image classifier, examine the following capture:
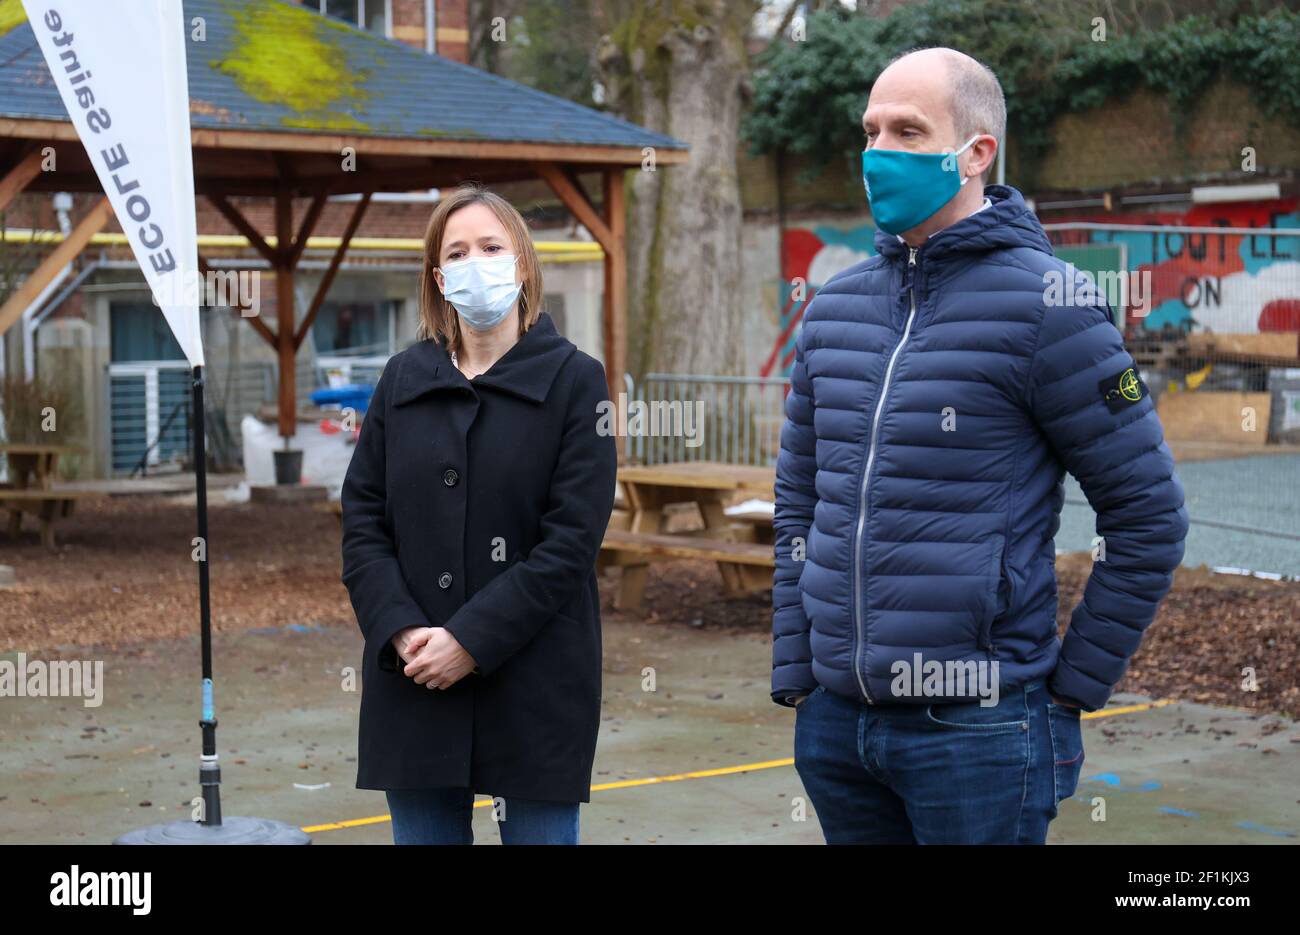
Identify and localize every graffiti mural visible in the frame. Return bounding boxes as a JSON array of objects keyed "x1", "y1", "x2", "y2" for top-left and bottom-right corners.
[
  {"x1": 1051, "y1": 200, "x2": 1300, "y2": 334},
  {"x1": 763, "y1": 223, "x2": 876, "y2": 378},
  {"x1": 767, "y1": 200, "x2": 1300, "y2": 378}
]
